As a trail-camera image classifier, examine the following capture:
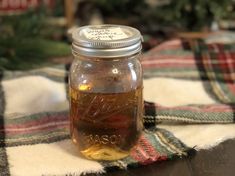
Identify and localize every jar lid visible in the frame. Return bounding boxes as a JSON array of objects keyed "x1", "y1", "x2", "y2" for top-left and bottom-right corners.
[{"x1": 72, "y1": 24, "x2": 143, "y2": 58}]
